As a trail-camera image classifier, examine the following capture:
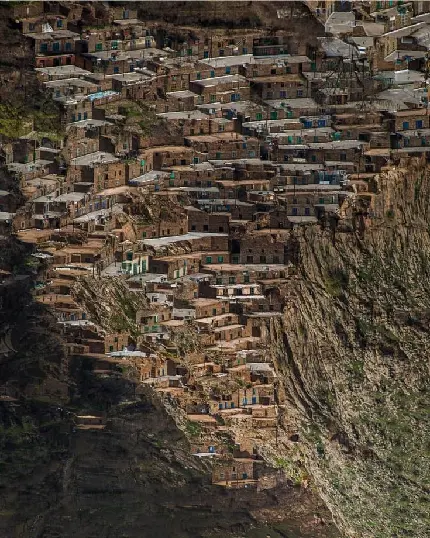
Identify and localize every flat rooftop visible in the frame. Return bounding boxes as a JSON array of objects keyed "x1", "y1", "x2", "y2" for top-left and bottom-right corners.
[
  {"x1": 71, "y1": 151, "x2": 119, "y2": 167},
  {"x1": 142, "y1": 232, "x2": 227, "y2": 247}
]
